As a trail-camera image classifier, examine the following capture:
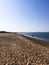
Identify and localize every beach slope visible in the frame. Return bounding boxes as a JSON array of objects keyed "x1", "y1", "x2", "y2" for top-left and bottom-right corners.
[{"x1": 0, "y1": 33, "x2": 49, "y2": 65}]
